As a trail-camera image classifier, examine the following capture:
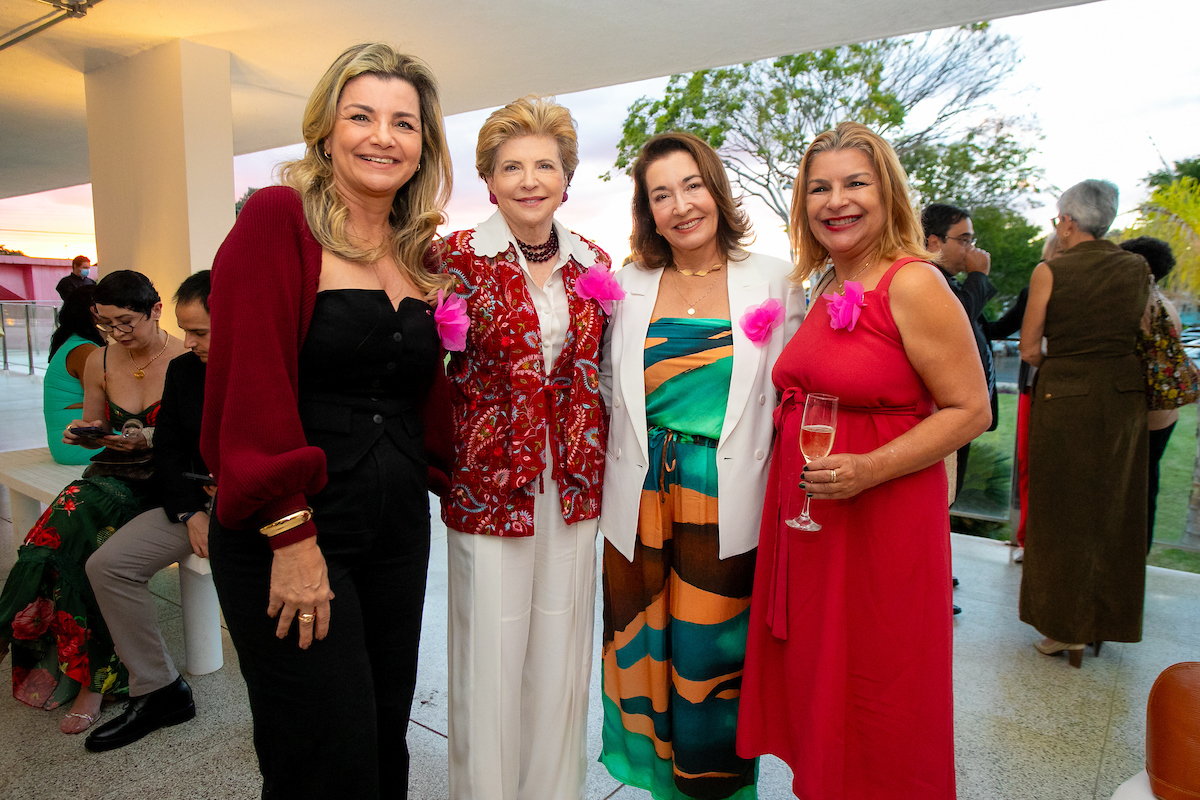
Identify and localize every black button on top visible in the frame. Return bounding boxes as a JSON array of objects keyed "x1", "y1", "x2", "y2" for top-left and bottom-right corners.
[
  {"x1": 386, "y1": 362, "x2": 396, "y2": 371},
  {"x1": 371, "y1": 379, "x2": 380, "y2": 388},
  {"x1": 372, "y1": 414, "x2": 384, "y2": 424},
  {"x1": 392, "y1": 332, "x2": 403, "y2": 343}
]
